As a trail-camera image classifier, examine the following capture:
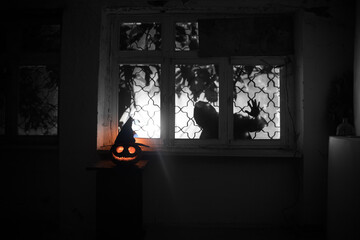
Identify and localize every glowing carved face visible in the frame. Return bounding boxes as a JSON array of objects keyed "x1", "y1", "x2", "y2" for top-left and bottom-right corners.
[{"x1": 111, "y1": 143, "x2": 141, "y2": 162}]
